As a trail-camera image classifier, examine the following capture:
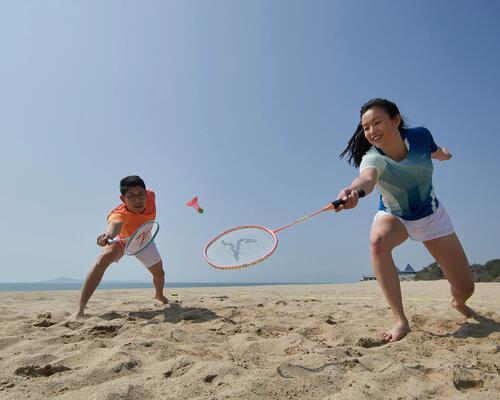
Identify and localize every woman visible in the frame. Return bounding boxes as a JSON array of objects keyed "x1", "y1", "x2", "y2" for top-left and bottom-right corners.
[{"x1": 334, "y1": 98, "x2": 475, "y2": 342}]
